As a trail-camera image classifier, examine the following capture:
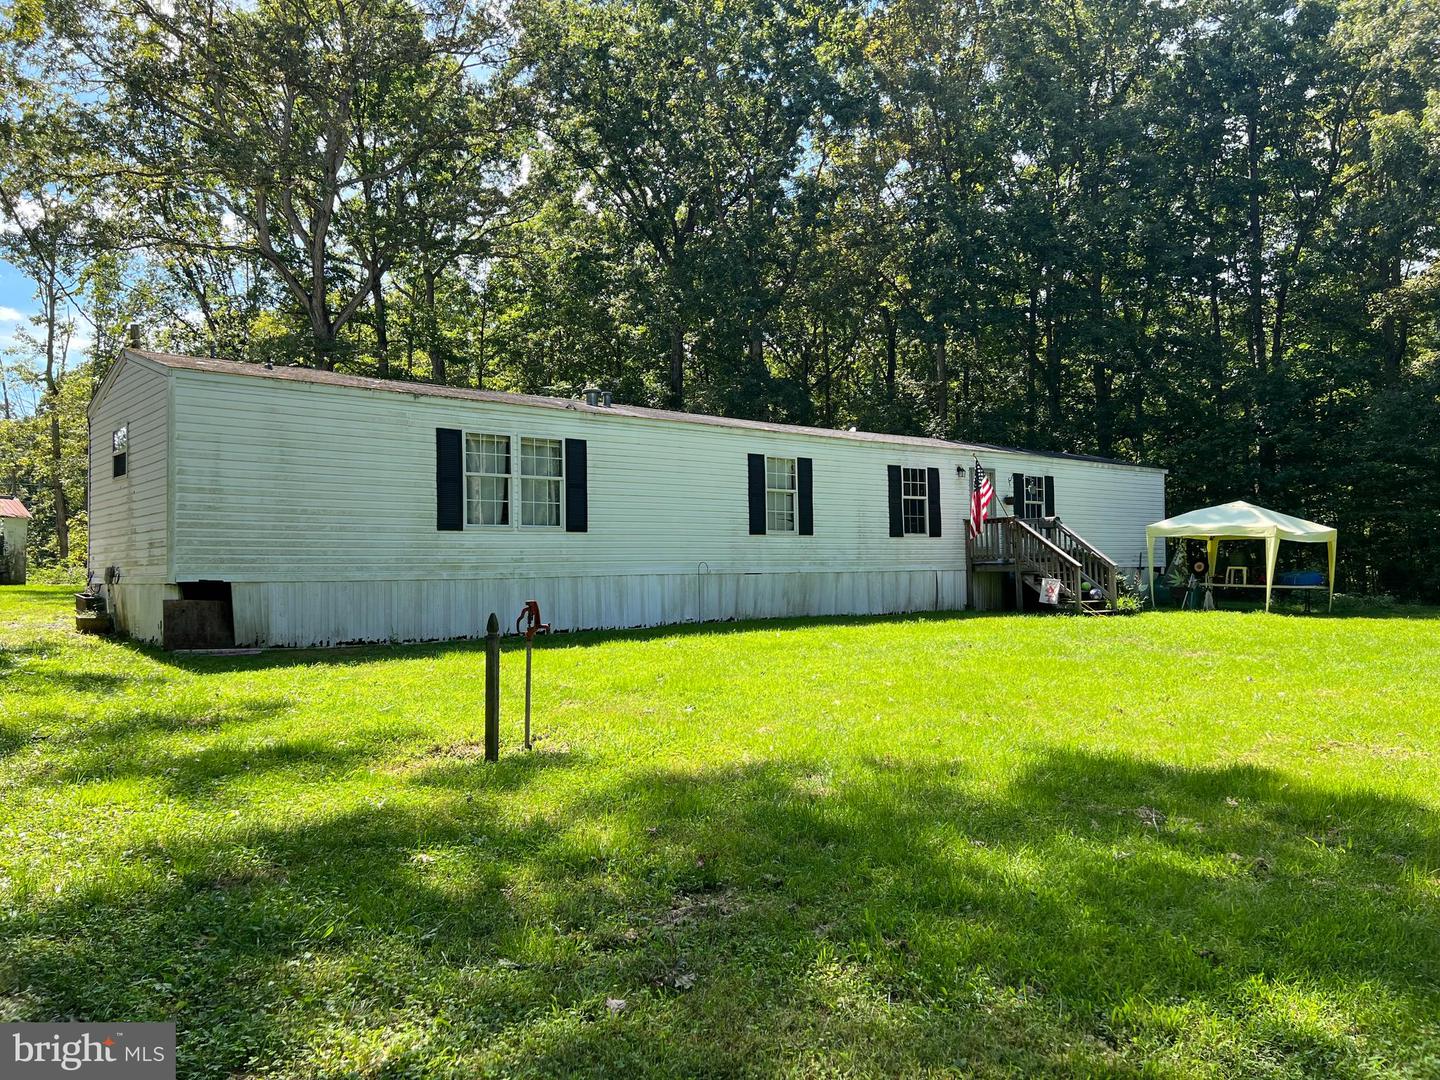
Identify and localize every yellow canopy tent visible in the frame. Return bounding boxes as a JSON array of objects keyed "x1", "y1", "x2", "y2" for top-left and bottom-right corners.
[{"x1": 1145, "y1": 501, "x2": 1337, "y2": 612}]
